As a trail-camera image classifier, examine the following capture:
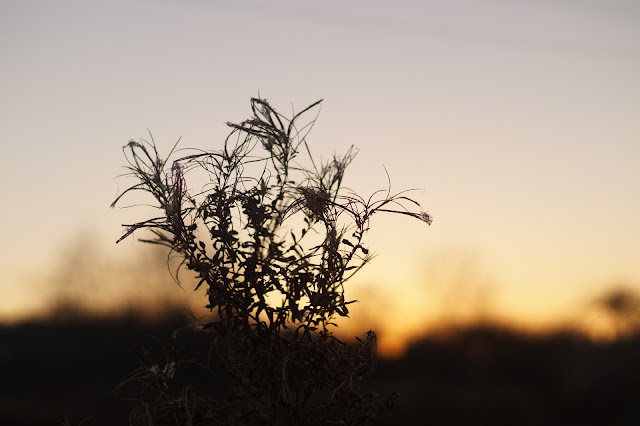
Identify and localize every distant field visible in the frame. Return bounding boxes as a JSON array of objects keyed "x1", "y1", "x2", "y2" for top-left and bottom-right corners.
[{"x1": 2, "y1": 313, "x2": 640, "y2": 425}]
